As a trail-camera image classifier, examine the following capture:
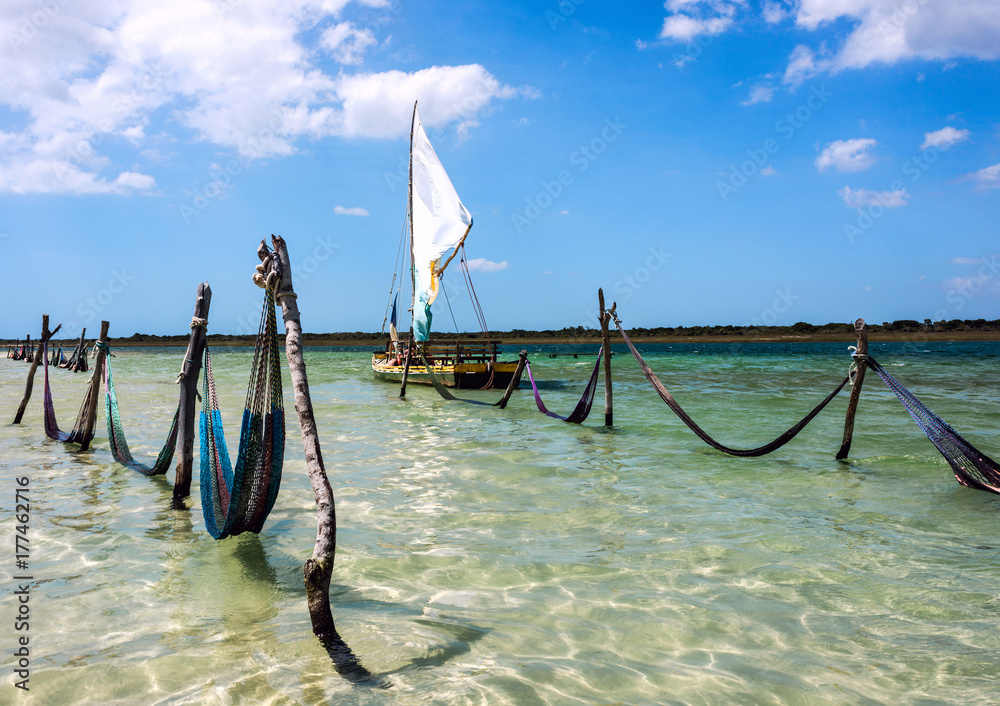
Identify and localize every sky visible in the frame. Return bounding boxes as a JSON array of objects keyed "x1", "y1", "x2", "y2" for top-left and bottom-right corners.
[{"x1": 1, "y1": 0, "x2": 998, "y2": 339}]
